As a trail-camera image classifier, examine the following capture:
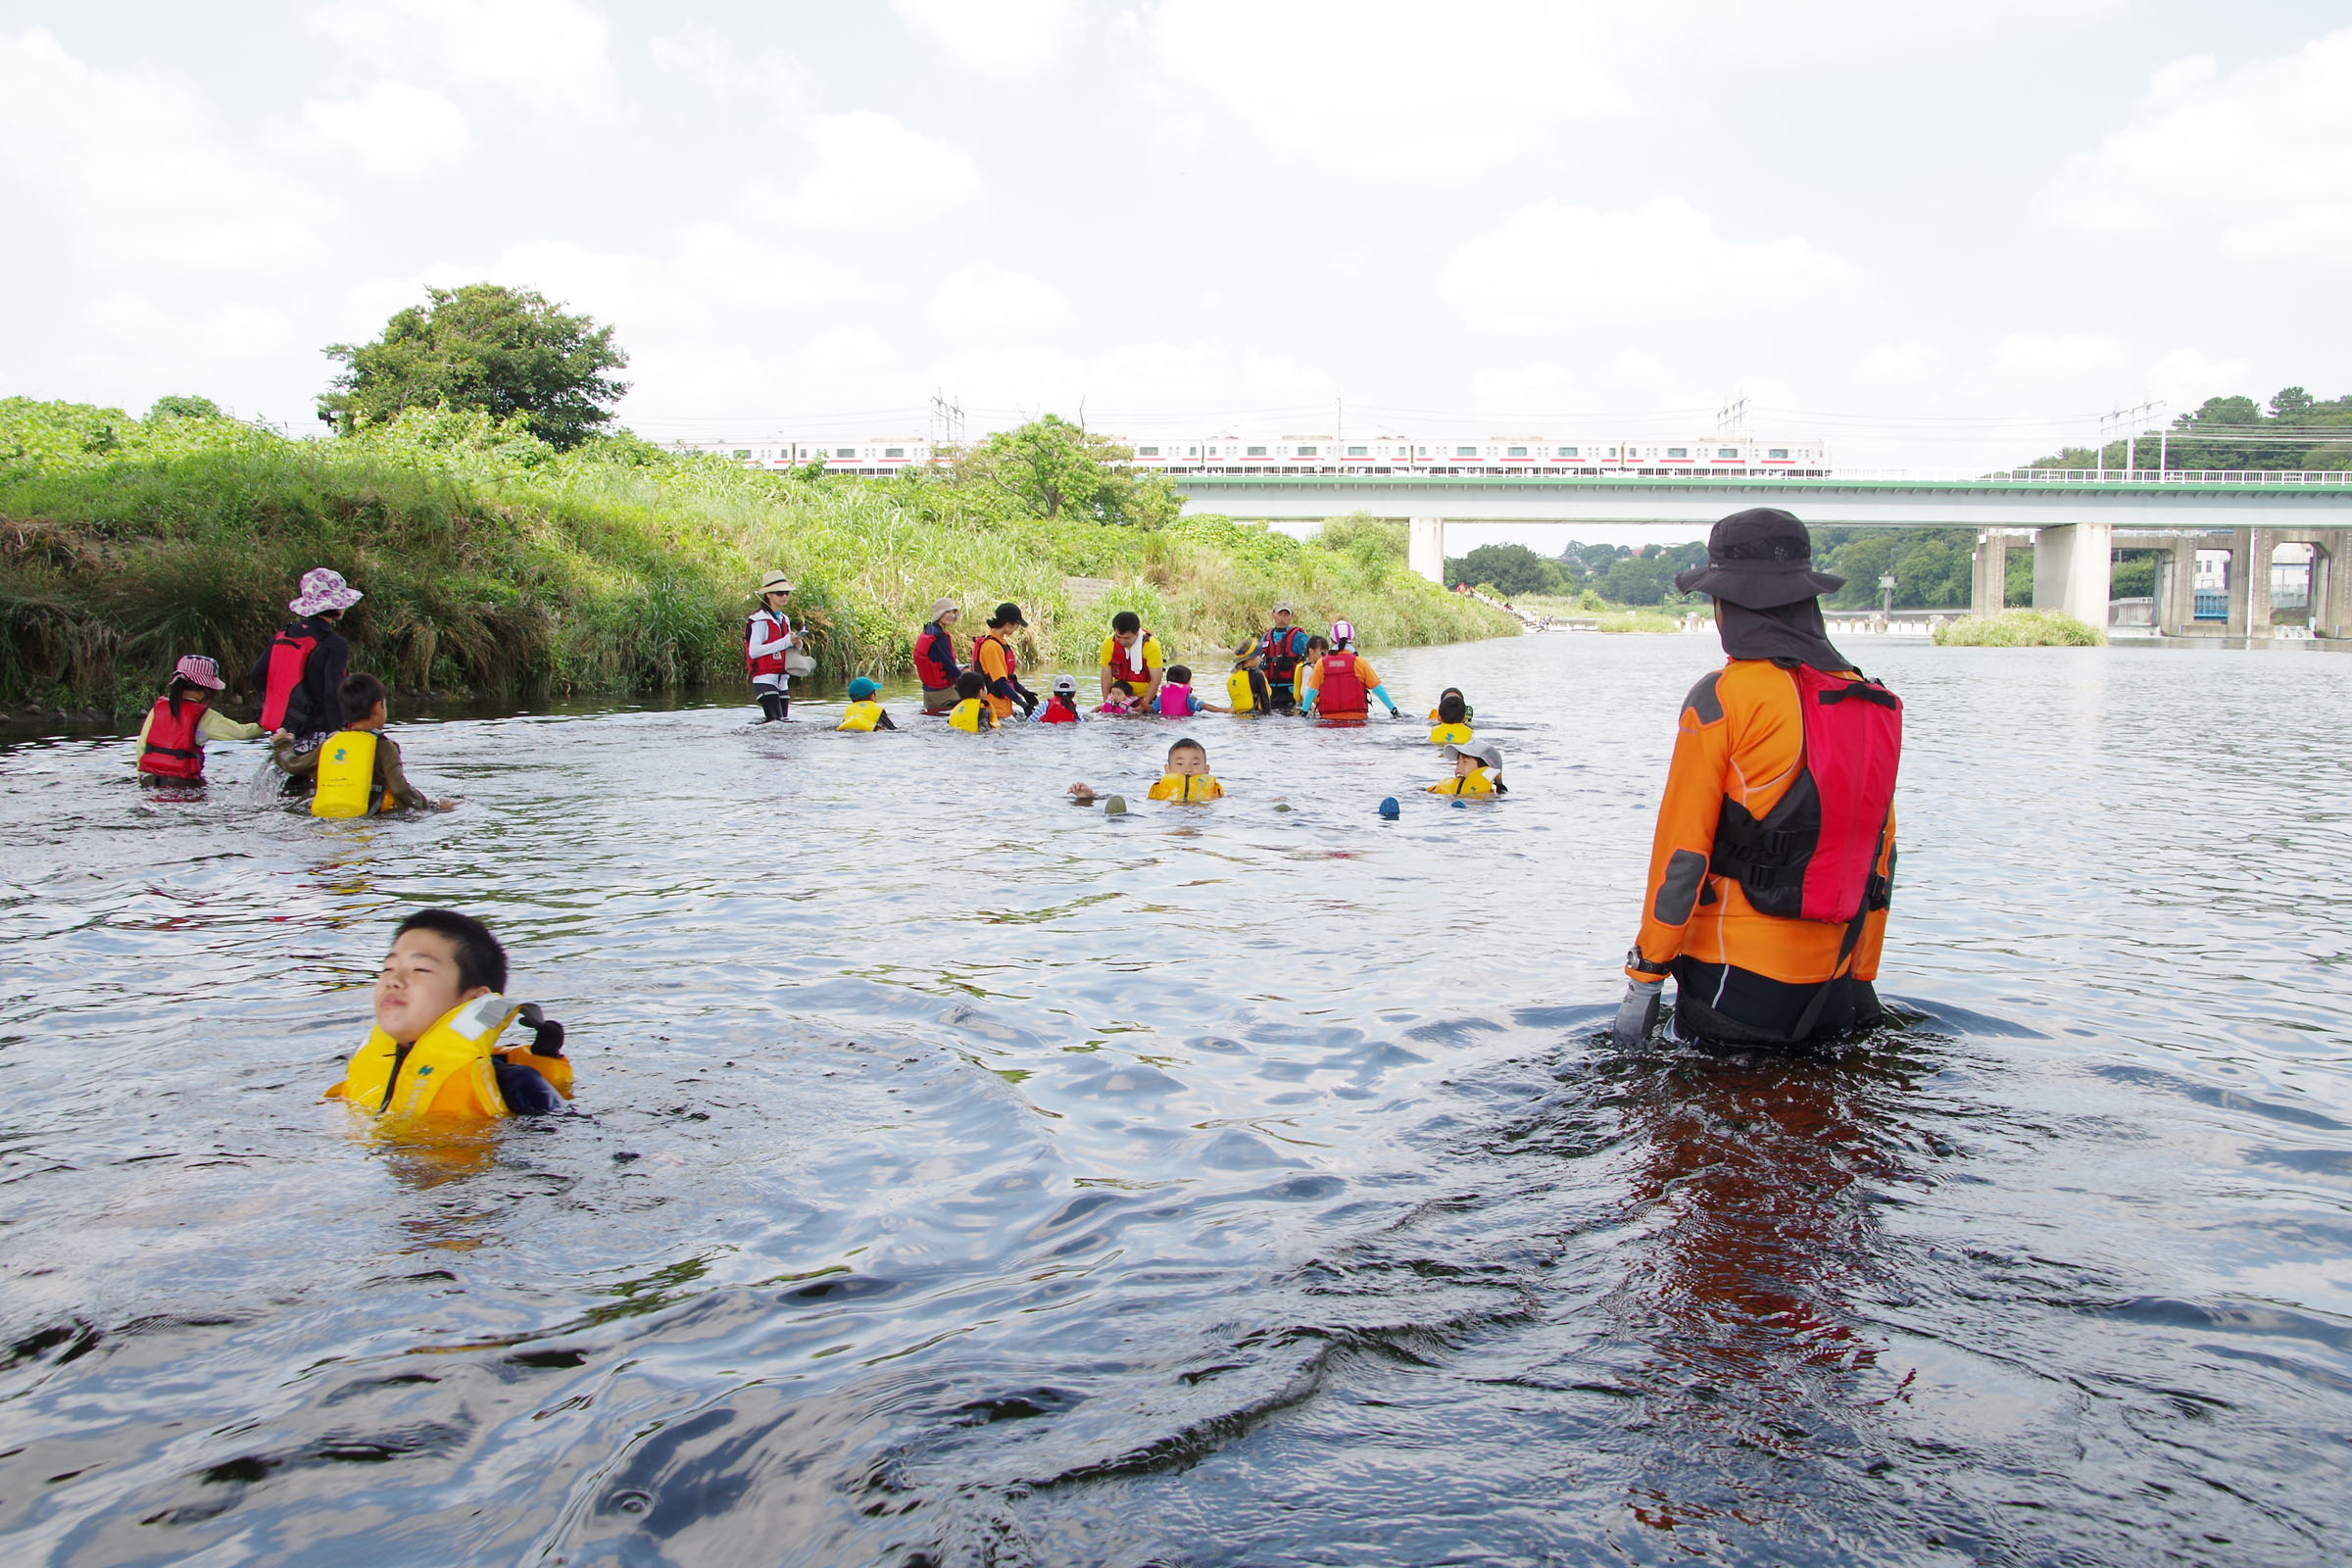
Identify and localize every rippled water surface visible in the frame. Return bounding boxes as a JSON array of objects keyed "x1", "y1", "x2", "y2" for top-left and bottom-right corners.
[{"x1": 4, "y1": 633, "x2": 2351, "y2": 1568}]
